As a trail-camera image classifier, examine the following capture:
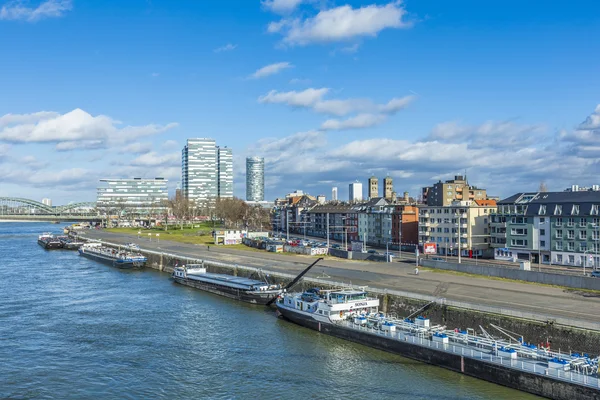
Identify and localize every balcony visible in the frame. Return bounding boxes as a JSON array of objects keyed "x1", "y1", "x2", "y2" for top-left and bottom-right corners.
[
  {"x1": 421, "y1": 213, "x2": 430, "y2": 218},
  {"x1": 422, "y1": 231, "x2": 430, "y2": 236},
  {"x1": 461, "y1": 233, "x2": 468, "y2": 238},
  {"x1": 460, "y1": 223, "x2": 468, "y2": 228}
]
